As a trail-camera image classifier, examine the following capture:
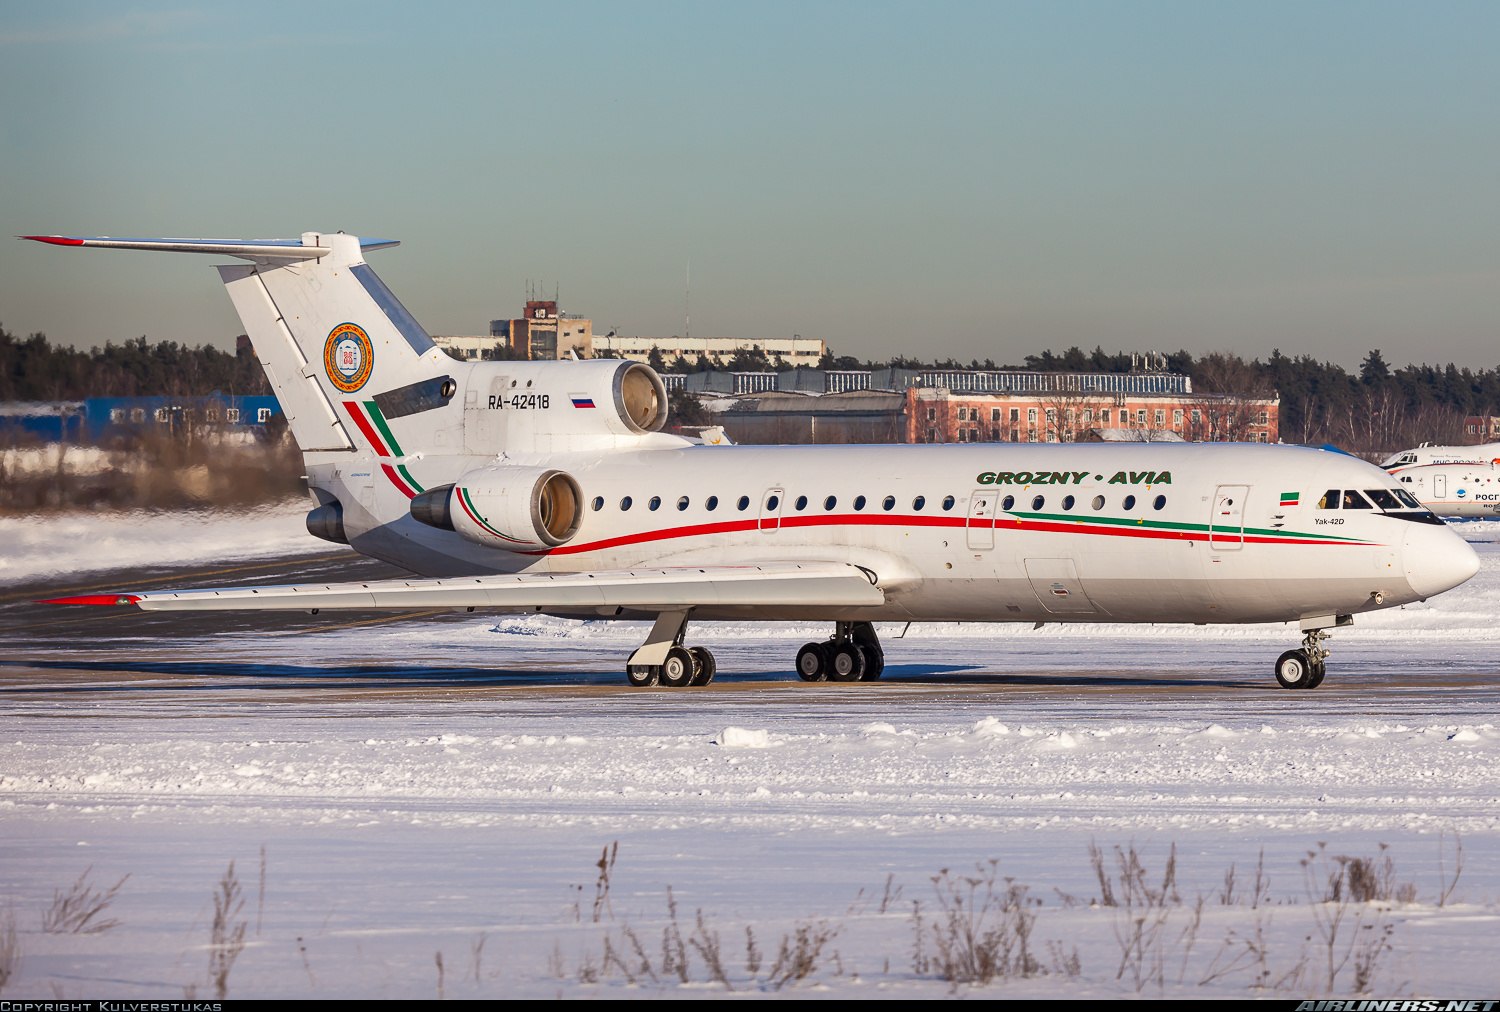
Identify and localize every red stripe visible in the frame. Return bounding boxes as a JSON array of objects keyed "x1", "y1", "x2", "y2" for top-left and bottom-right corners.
[
  {"x1": 21, "y1": 235, "x2": 85, "y2": 246},
  {"x1": 530, "y1": 513, "x2": 1373, "y2": 557},
  {"x1": 342, "y1": 401, "x2": 391, "y2": 456},
  {"x1": 380, "y1": 463, "x2": 417, "y2": 499},
  {"x1": 39, "y1": 594, "x2": 142, "y2": 606},
  {"x1": 454, "y1": 486, "x2": 524, "y2": 543}
]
